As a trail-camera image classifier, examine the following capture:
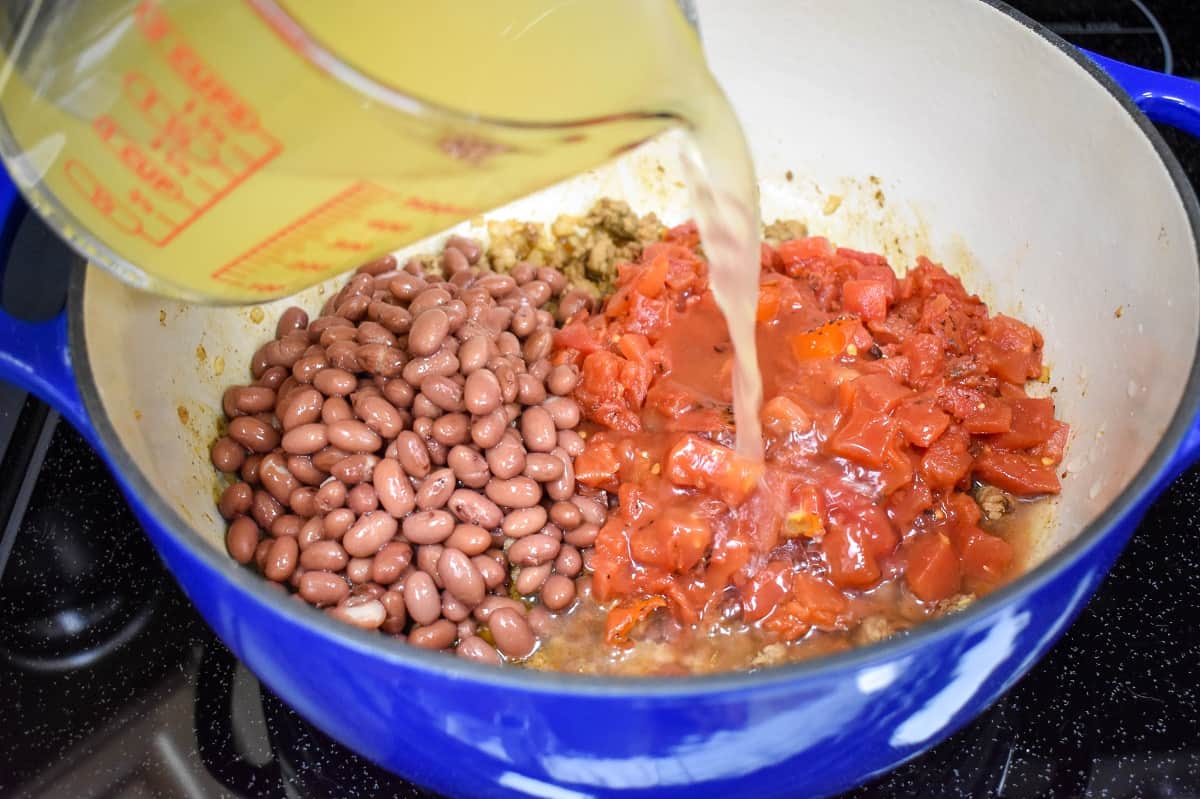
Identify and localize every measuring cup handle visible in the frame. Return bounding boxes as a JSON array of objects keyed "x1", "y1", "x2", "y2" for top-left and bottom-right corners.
[
  {"x1": 1084, "y1": 50, "x2": 1200, "y2": 138},
  {"x1": 0, "y1": 169, "x2": 94, "y2": 445}
]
